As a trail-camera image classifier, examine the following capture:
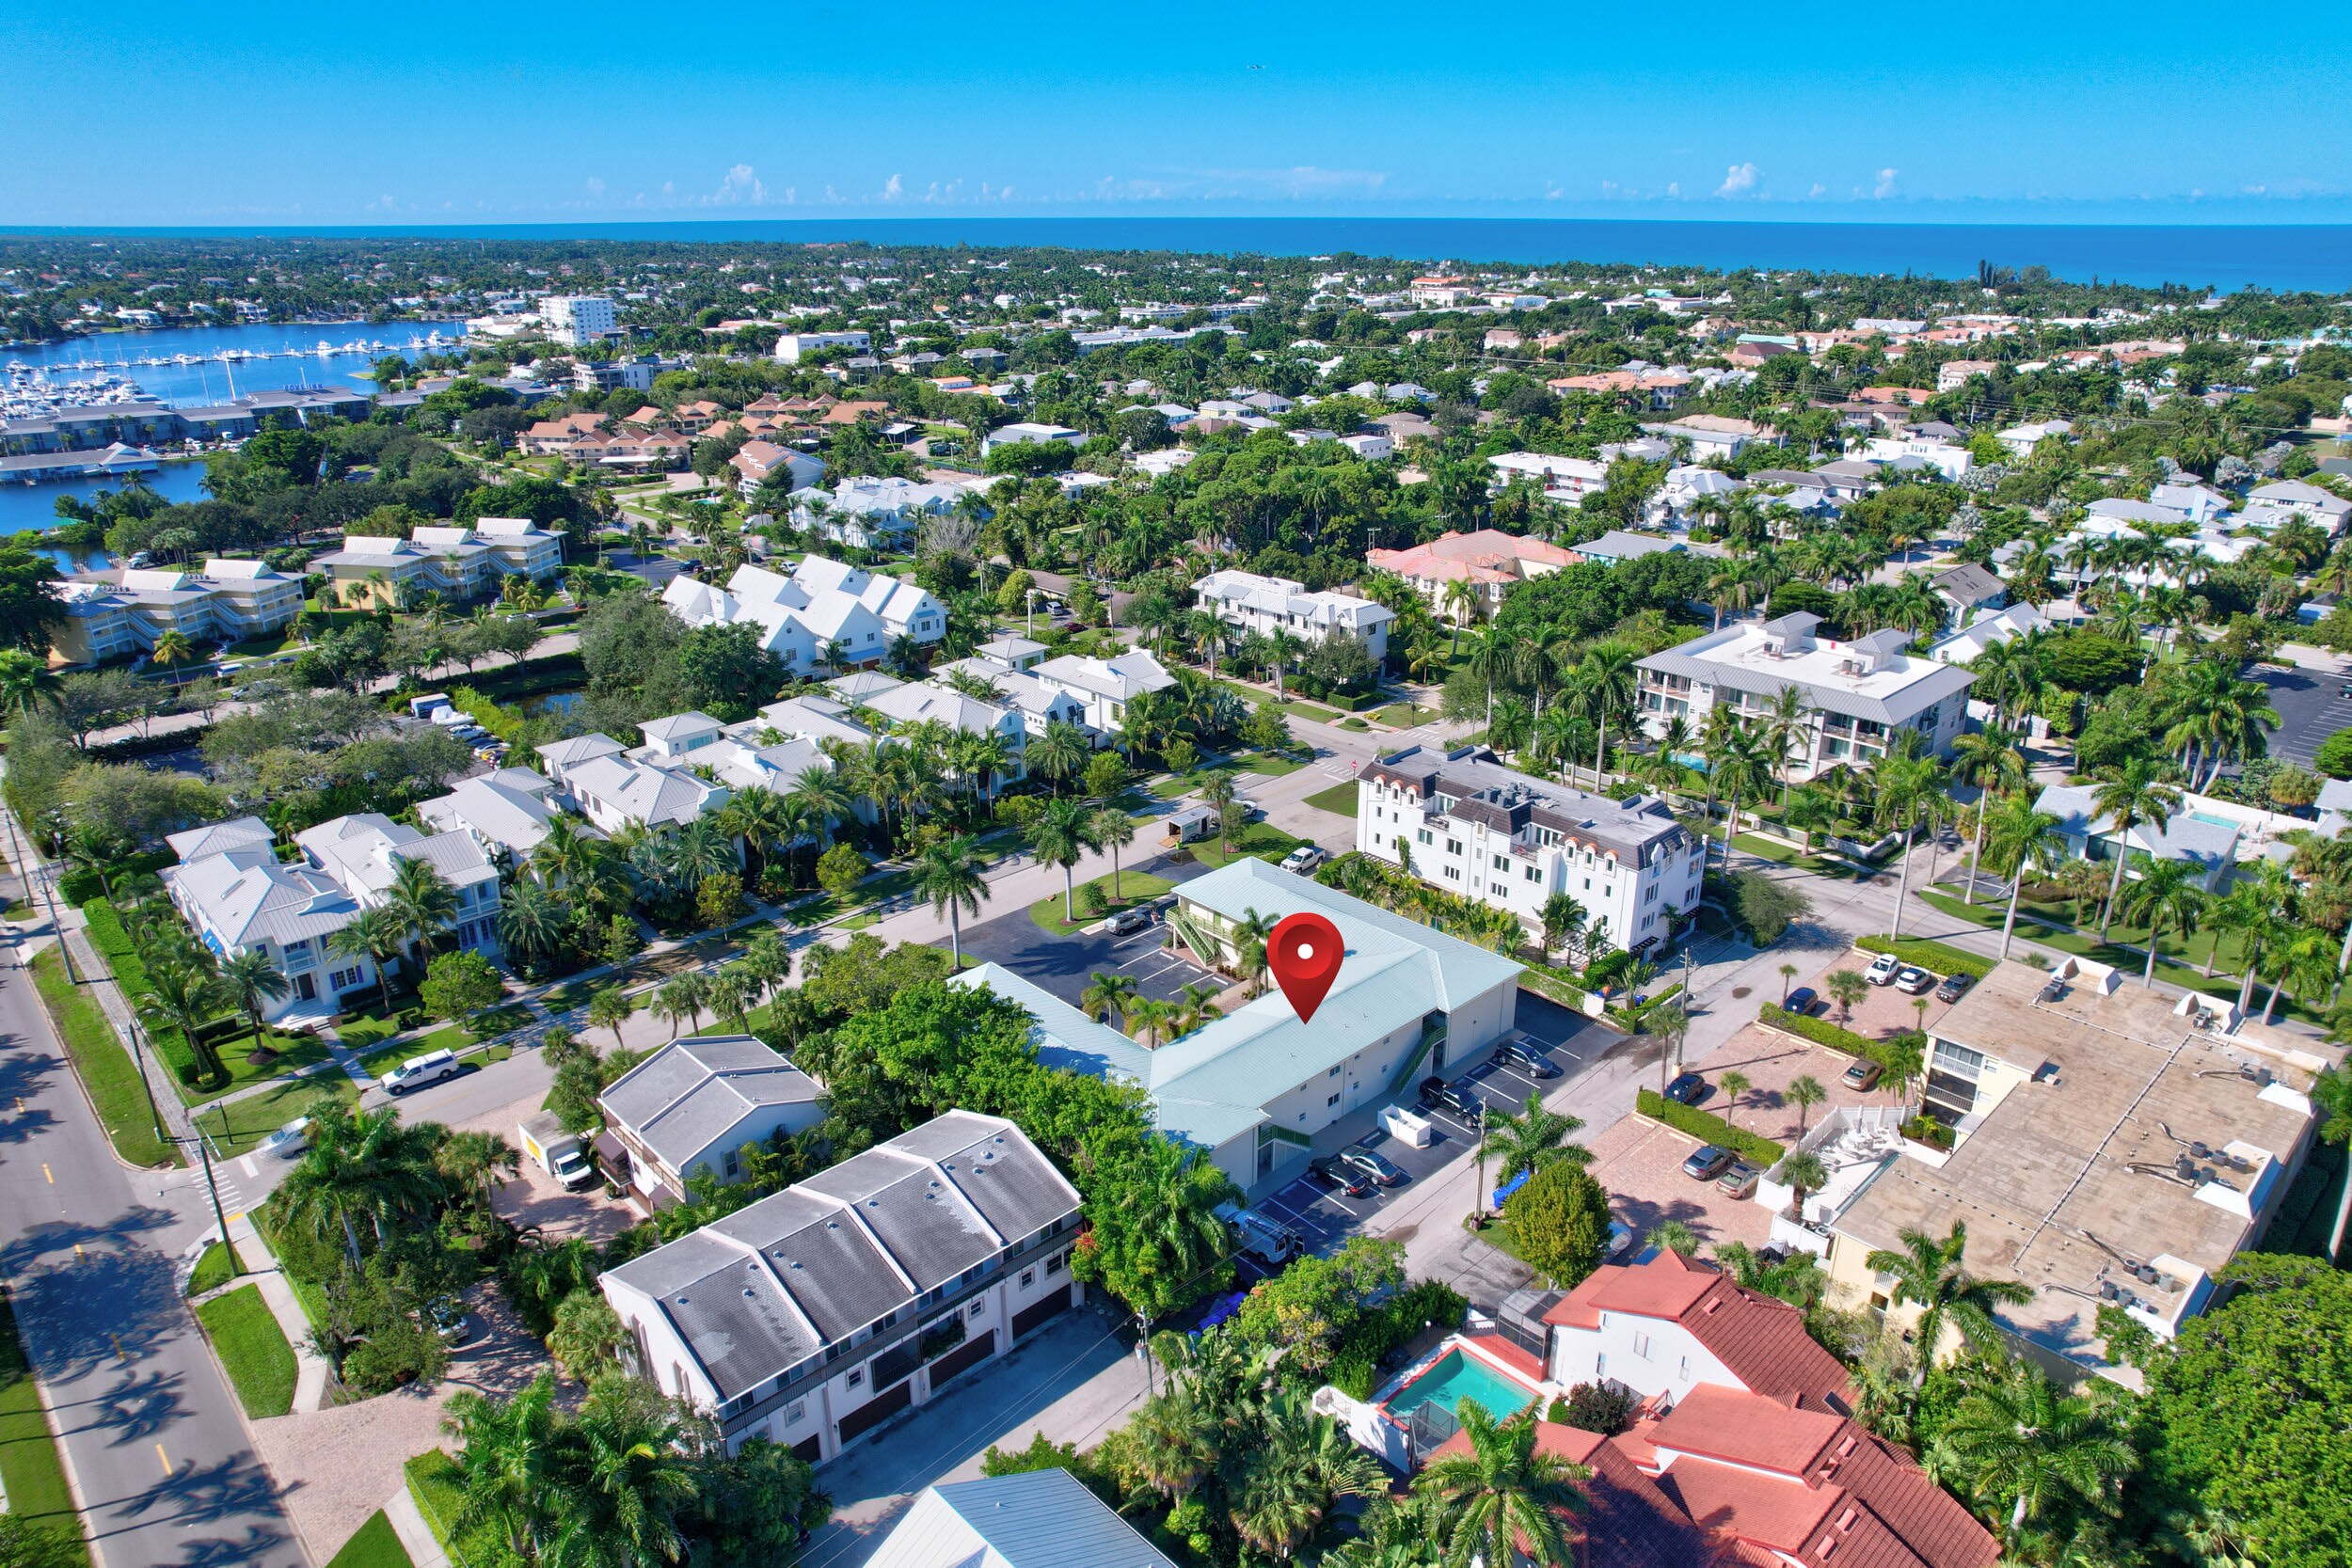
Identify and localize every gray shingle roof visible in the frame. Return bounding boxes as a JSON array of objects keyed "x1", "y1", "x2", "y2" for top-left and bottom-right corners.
[{"x1": 597, "y1": 1036, "x2": 822, "y2": 1172}]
